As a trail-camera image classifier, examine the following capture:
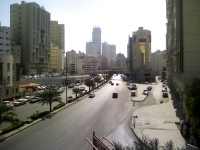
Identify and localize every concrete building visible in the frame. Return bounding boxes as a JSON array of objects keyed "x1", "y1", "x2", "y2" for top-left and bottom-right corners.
[
  {"x1": 48, "y1": 44, "x2": 62, "y2": 72},
  {"x1": 166, "y1": 0, "x2": 200, "y2": 111},
  {"x1": 92, "y1": 27, "x2": 101, "y2": 54},
  {"x1": 0, "y1": 25, "x2": 21, "y2": 101},
  {"x1": 86, "y1": 42, "x2": 98, "y2": 54},
  {"x1": 50, "y1": 21, "x2": 65, "y2": 71},
  {"x1": 116, "y1": 53, "x2": 127, "y2": 71},
  {"x1": 10, "y1": 1, "x2": 51, "y2": 75},
  {"x1": 66, "y1": 50, "x2": 77, "y2": 74},
  {"x1": 127, "y1": 27, "x2": 153, "y2": 82},
  {"x1": 151, "y1": 50, "x2": 166, "y2": 75},
  {"x1": 102, "y1": 42, "x2": 116, "y2": 59}
]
